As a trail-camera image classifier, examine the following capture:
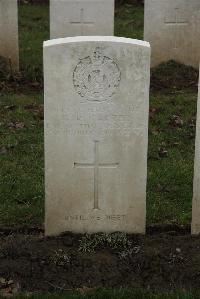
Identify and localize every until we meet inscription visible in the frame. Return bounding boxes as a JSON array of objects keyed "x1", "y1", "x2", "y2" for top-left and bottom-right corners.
[{"x1": 65, "y1": 215, "x2": 126, "y2": 221}]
